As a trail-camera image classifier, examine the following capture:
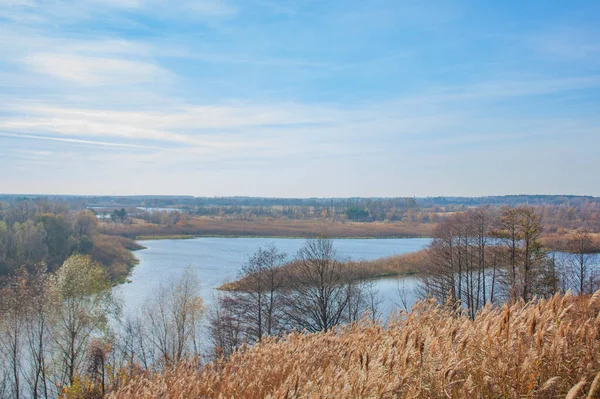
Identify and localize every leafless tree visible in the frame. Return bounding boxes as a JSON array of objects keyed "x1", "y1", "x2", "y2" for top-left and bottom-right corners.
[
  {"x1": 237, "y1": 245, "x2": 287, "y2": 342},
  {"x1": 0, "y1": 269, "x2": 28, "y2": 399},
  {"x1": 144, "y1": 267, "x2": 204, "y2": 367},
  {"x1": 565, "y1": 230, "x2": 599, "y2": 295},
  {"x1": 494, "y1": 207, "x2": 547, "y2": 301},
  {"x1": 23, "y1": 265, "x2": 53, "y2": 399},
  {"x1": 283, "y1": 238, "x2": 350, "y2": 333},
  {"x1": 207, "y1": 293, "x2": 246, "y2": 359}
]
